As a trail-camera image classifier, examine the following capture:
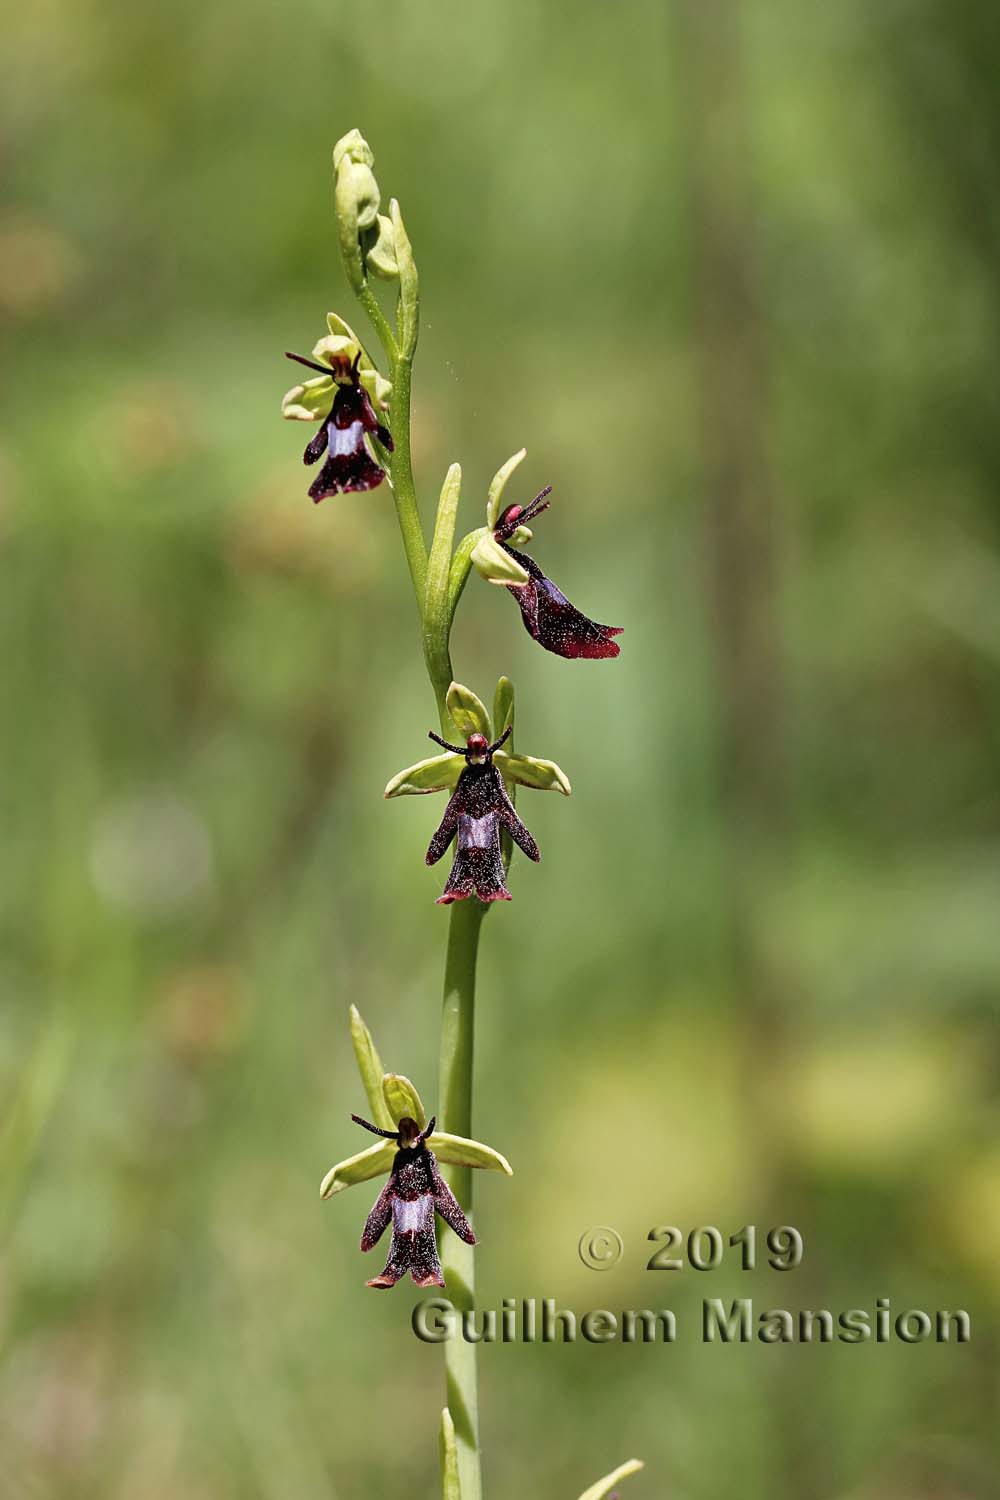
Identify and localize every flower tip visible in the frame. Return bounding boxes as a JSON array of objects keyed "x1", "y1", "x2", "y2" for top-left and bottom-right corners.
[{"x1": 332, "y1": 128, "x2": 374, "y2": 170}]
